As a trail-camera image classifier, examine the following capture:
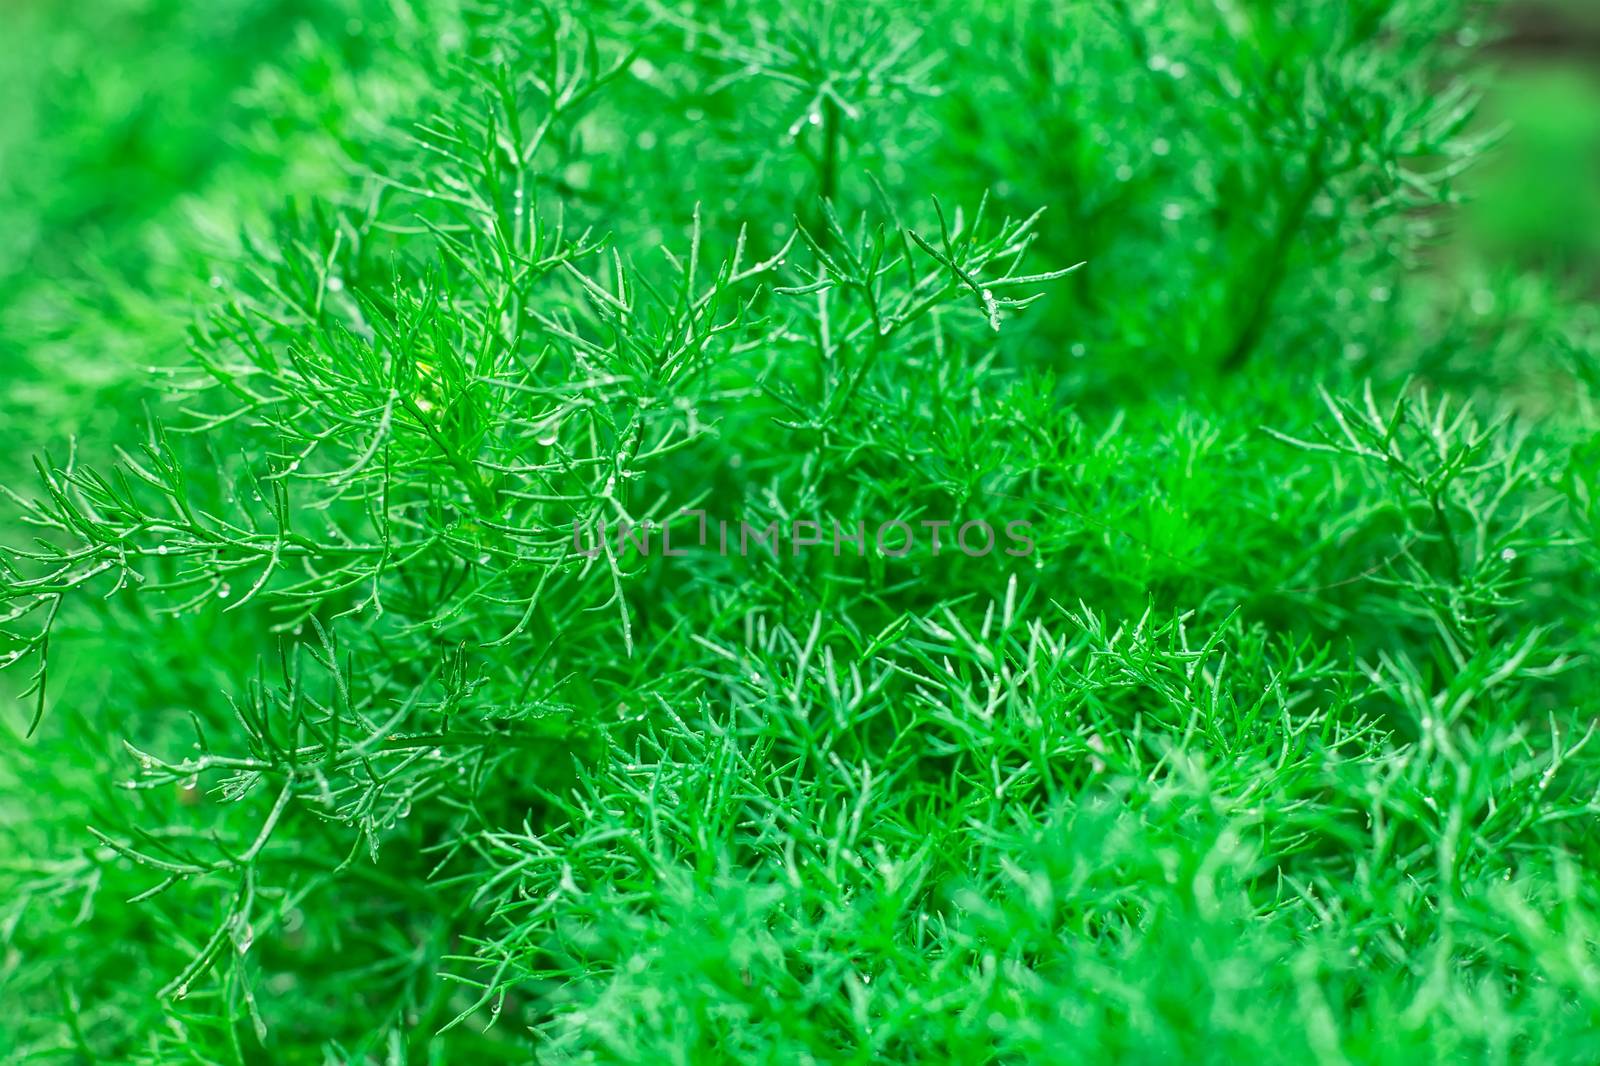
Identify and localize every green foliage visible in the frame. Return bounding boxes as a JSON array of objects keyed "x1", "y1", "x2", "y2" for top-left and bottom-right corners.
[{"x1": 3, "y1": 0, "x2": 1599, "y2": 1062}]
